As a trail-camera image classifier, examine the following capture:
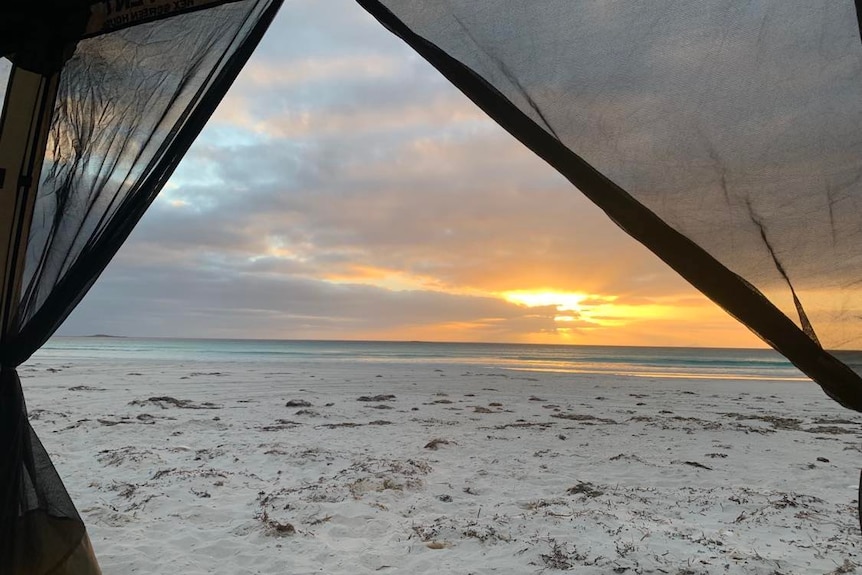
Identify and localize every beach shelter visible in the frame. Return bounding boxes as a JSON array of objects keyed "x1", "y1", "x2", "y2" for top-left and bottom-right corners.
[
  {"x1": 0, "y1": 1, "x2": 282, "y2": 571},
  {"x1": 1, "y1": 1, "x2": 861, "y2": 572}
]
